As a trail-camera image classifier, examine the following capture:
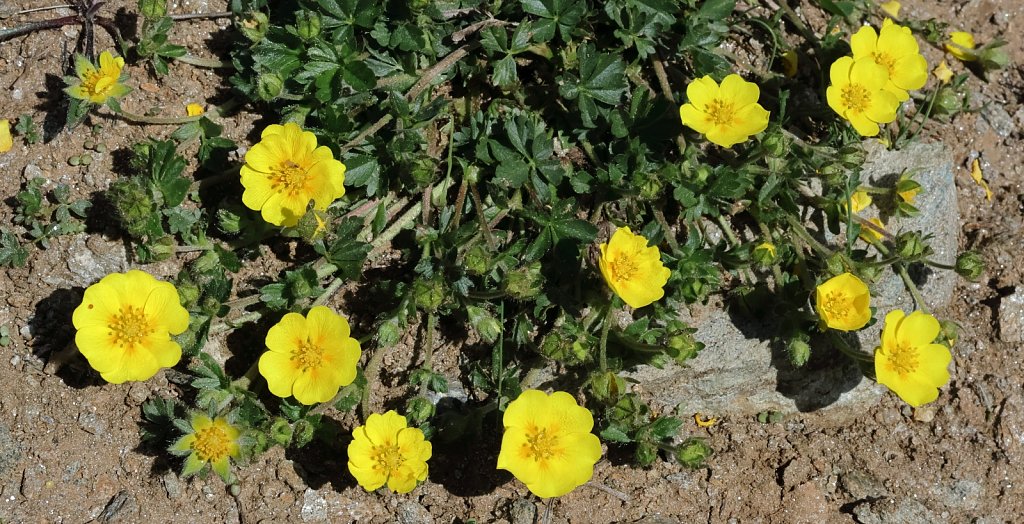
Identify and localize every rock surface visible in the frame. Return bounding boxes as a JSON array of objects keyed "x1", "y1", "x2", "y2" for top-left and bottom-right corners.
[{"x1": 626, "y1": 141, "x2": 958, "y2": 417}]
